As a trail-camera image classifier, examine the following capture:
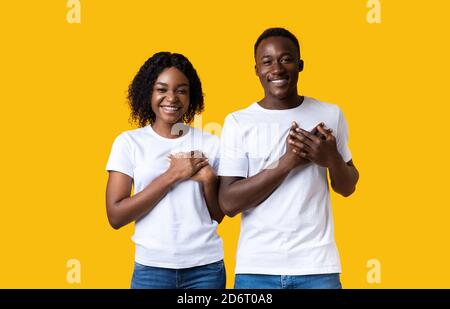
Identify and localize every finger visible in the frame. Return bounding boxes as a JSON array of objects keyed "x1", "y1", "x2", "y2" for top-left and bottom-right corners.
[
  {"x1": 192, "y1": 157, "x2": 208, "y2": 165},
  {"x1": 294, "y1": 125, "x2": 318, "y2": 135},
  {"x1": 292, "y1": 148, "x2": 309, "y2": 159},
  {"x1": 288, "y1": 137, "x2": 309, "y2": 151},
  {"x1": 317, "y1": 125, "x2": 334, "y2": 141},
  {"x1": 310, "y1": 122, "x2": 325, "y2": 135},
  {"x1": 322, "y1": 123, "x2": 333, "y2": 133},
  {"x1": 191, "y1": 150, "x2": 202, "y2": 158},
  {"x1": 316, "y1": 125, "x2": 330, "y2": 140},
  {"x1": 317, "y1": 124, "x2": 330, "y2": 136},
  {"x1": 290, "y1": 131, "x2": 315, "y2": 149},
  {"x1": 194, "y1": 160, "x2": 209, "y2": 171},
  {"x1": 291, "y1": 121, "x2": 299, "y2": 129},
  {"x1": 289, "y1": 132, "x2": 313, "y2": 149},
  {"x1": 299, "y1": 128, "x2": 321, "y2": 145}
]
